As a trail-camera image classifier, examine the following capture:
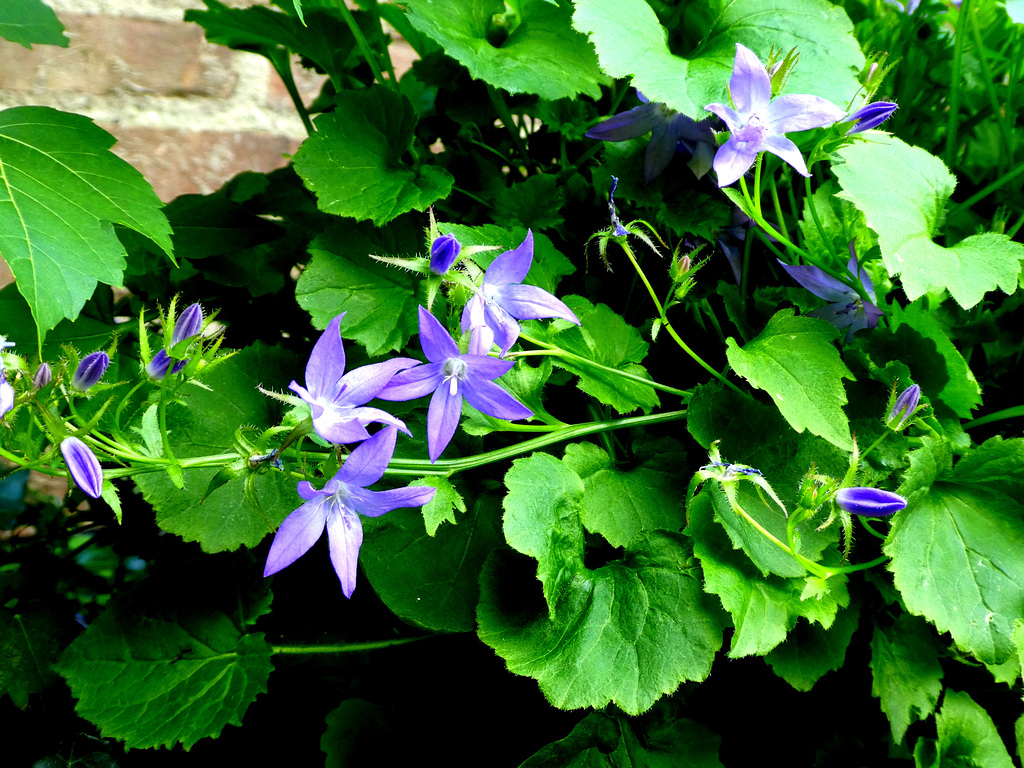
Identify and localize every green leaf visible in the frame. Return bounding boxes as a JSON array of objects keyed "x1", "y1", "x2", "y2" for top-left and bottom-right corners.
[
  {"x1": 725, "y1": 310, "x2": 854, "y2": 450},
  {"x1": 360, "y1": 495, "x2": 503, "y2": 633},
  {"x1": 296, "y1": 223, "x2": 425, "y2": 356},
  {"x1": 886, "y1": 438, "x2": 1024, "y2": 664},
  {"x1": 834, "y1": 135, "x2": 1022, "y2": 308},
  {"x1": 404, "y1": 0, "x2": 604, "y2": 100},
  {"x1": 562, "y1": 442, "x2": 688, "y2": 548},
  {"x1": 479, "y1": 453, "x2": 724, "y2": 714},
  {"x1": 539, "y1": 297, "x2": 660, "y2": 415},
  {"x1": 0, "y1": 107, "x2": 173, "y2": 346},
  {"x1": 934, "y1": 690, "x2": 1014, "y2": 768},
  {"x1": 764, "y1": 601, "x2": 859, "y2": 692},
  {"x1": 0, "y1": 0, "x2": 68, "y2": 48},
  {"x1": 321, "y1": 699, "x2": 391, "y2": 768},
  {"x1": 870, "y1": 614, "x2": 945, "y2": 744},
  {"x1": 491, "y1": 174, "x2": 565, "y2": 232},
  {"x1": 412, "y1": 476, "x2": 467, "y2": 536},
  {"x1": 55, "y1": 596, "x2": 273, "y2": 750},
  {"x1": 0, "y1": 607, "x2": 70, "y2": 707},
  {"x1": 293, "y1": 87, "x2": 453, "y2": 227},
  {"x1": 572, "y1": 0, "x2": 863, "y2": 117}
]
